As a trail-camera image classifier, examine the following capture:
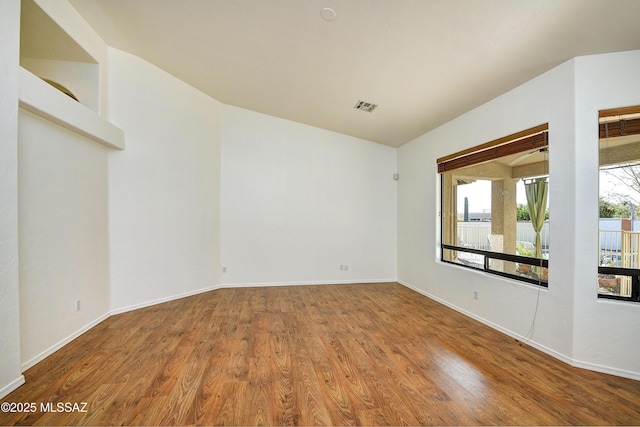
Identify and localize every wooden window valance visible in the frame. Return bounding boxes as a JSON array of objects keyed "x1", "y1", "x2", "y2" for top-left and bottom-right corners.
[
  {"x1": 436, "y1": 124, "x2": 549, "y2": 174},
  {"x1": 599, "y1": 106, "x2": 640, "y2": 140}
]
